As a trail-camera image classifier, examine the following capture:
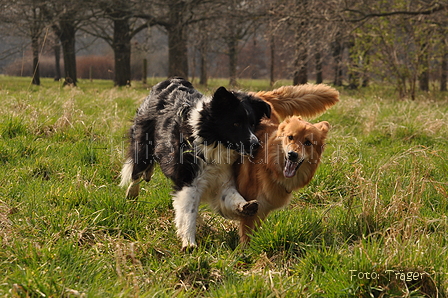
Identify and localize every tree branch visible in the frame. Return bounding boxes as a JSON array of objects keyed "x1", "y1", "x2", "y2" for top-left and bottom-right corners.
[{"x1": 343, "y1": 3, "x2": 447, "y2": 23}]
